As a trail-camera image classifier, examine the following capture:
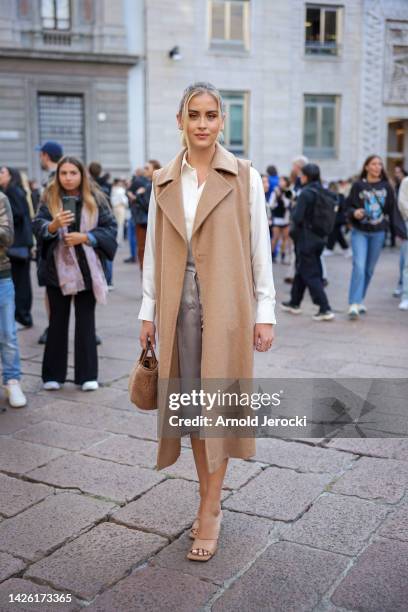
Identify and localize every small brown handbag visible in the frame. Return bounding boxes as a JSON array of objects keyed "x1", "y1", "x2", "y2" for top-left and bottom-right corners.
[{"x1": 128, "y1": 340, "x2": 158, "y2": 411}]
